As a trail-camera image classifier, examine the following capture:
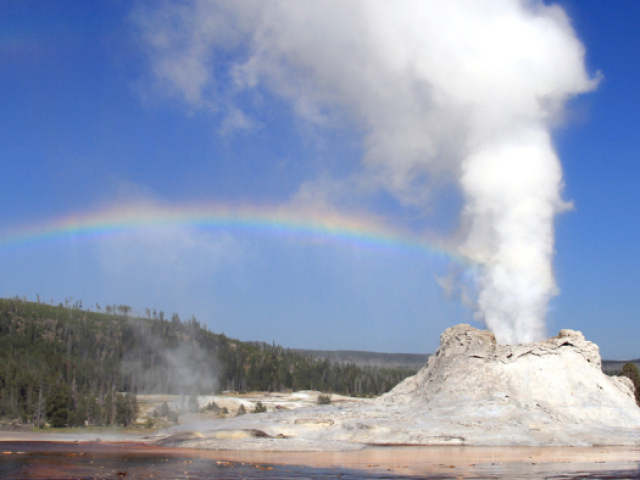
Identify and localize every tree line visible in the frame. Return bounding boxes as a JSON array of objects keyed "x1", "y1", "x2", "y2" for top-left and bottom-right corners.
[{"x1": 0, "y1": 297, "x2": 417, "y2": 425}]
